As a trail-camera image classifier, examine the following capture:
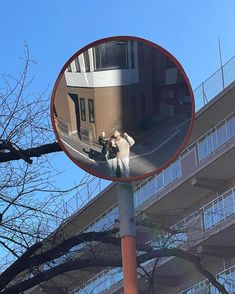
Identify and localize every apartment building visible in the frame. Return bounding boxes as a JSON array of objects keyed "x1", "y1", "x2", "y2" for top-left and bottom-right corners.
[
  {"x1": 3, "y1": 57, "x2": 235, "y2": 293},
  {"x1": 64, "y1": 71, "x2": 235, "y2": 294}
]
